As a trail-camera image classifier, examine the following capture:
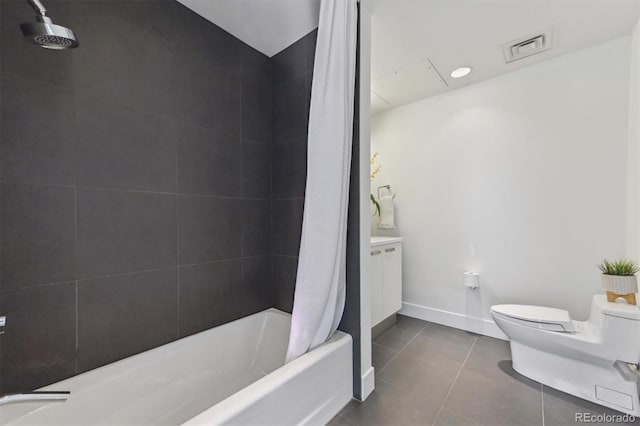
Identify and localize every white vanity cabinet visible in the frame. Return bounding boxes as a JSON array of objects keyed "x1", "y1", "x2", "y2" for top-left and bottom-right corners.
[{"x1": 370, "y1": 237, "x2": 403, "y2": 326}]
